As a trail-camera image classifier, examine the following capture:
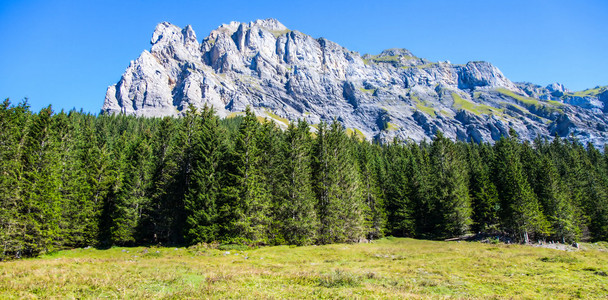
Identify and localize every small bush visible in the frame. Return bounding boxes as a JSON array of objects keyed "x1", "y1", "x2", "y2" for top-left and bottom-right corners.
[
  {"x1": 539, "y1": 255, "x2": 578, "y2": 263},
  {"x1": 317, "y1": 269, "x2": 361, "y2": 288}
]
